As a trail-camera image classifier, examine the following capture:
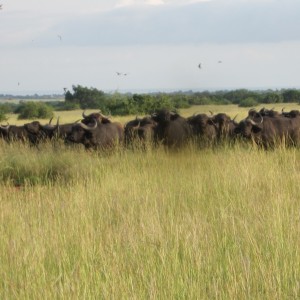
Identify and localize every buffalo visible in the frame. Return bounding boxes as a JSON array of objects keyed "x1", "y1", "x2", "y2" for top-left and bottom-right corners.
[
  {"x1": 210, "y1": 113, "x2": 238, "y2": 141},
  {"x1": 124, "y1": 116, "x2": 157, "y2": 147},
  {"x1": 187, "y1": 113, "x2": 217, "y2": 146},
  {"x1": 234, "y1": 113, "x2": 300, "y2": 147},
  {"x1": 81, "y1": 111, "x2": 111, "y2": 125},
  {"x1": 23, "y1": 119, "x2": 59, "y2": 142},
  {"x1": 0, "y1": 124, "x2": 35, "y2": 143},
  {"x1": 281, "y1": 108, "x2": 300, "y2": 119},
  {"x1": 151, "y1": 109, "x2": 192, "y2": 148},
  {"x1": 66, "y1": 116, "x2": 124, "y2": 150}
]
